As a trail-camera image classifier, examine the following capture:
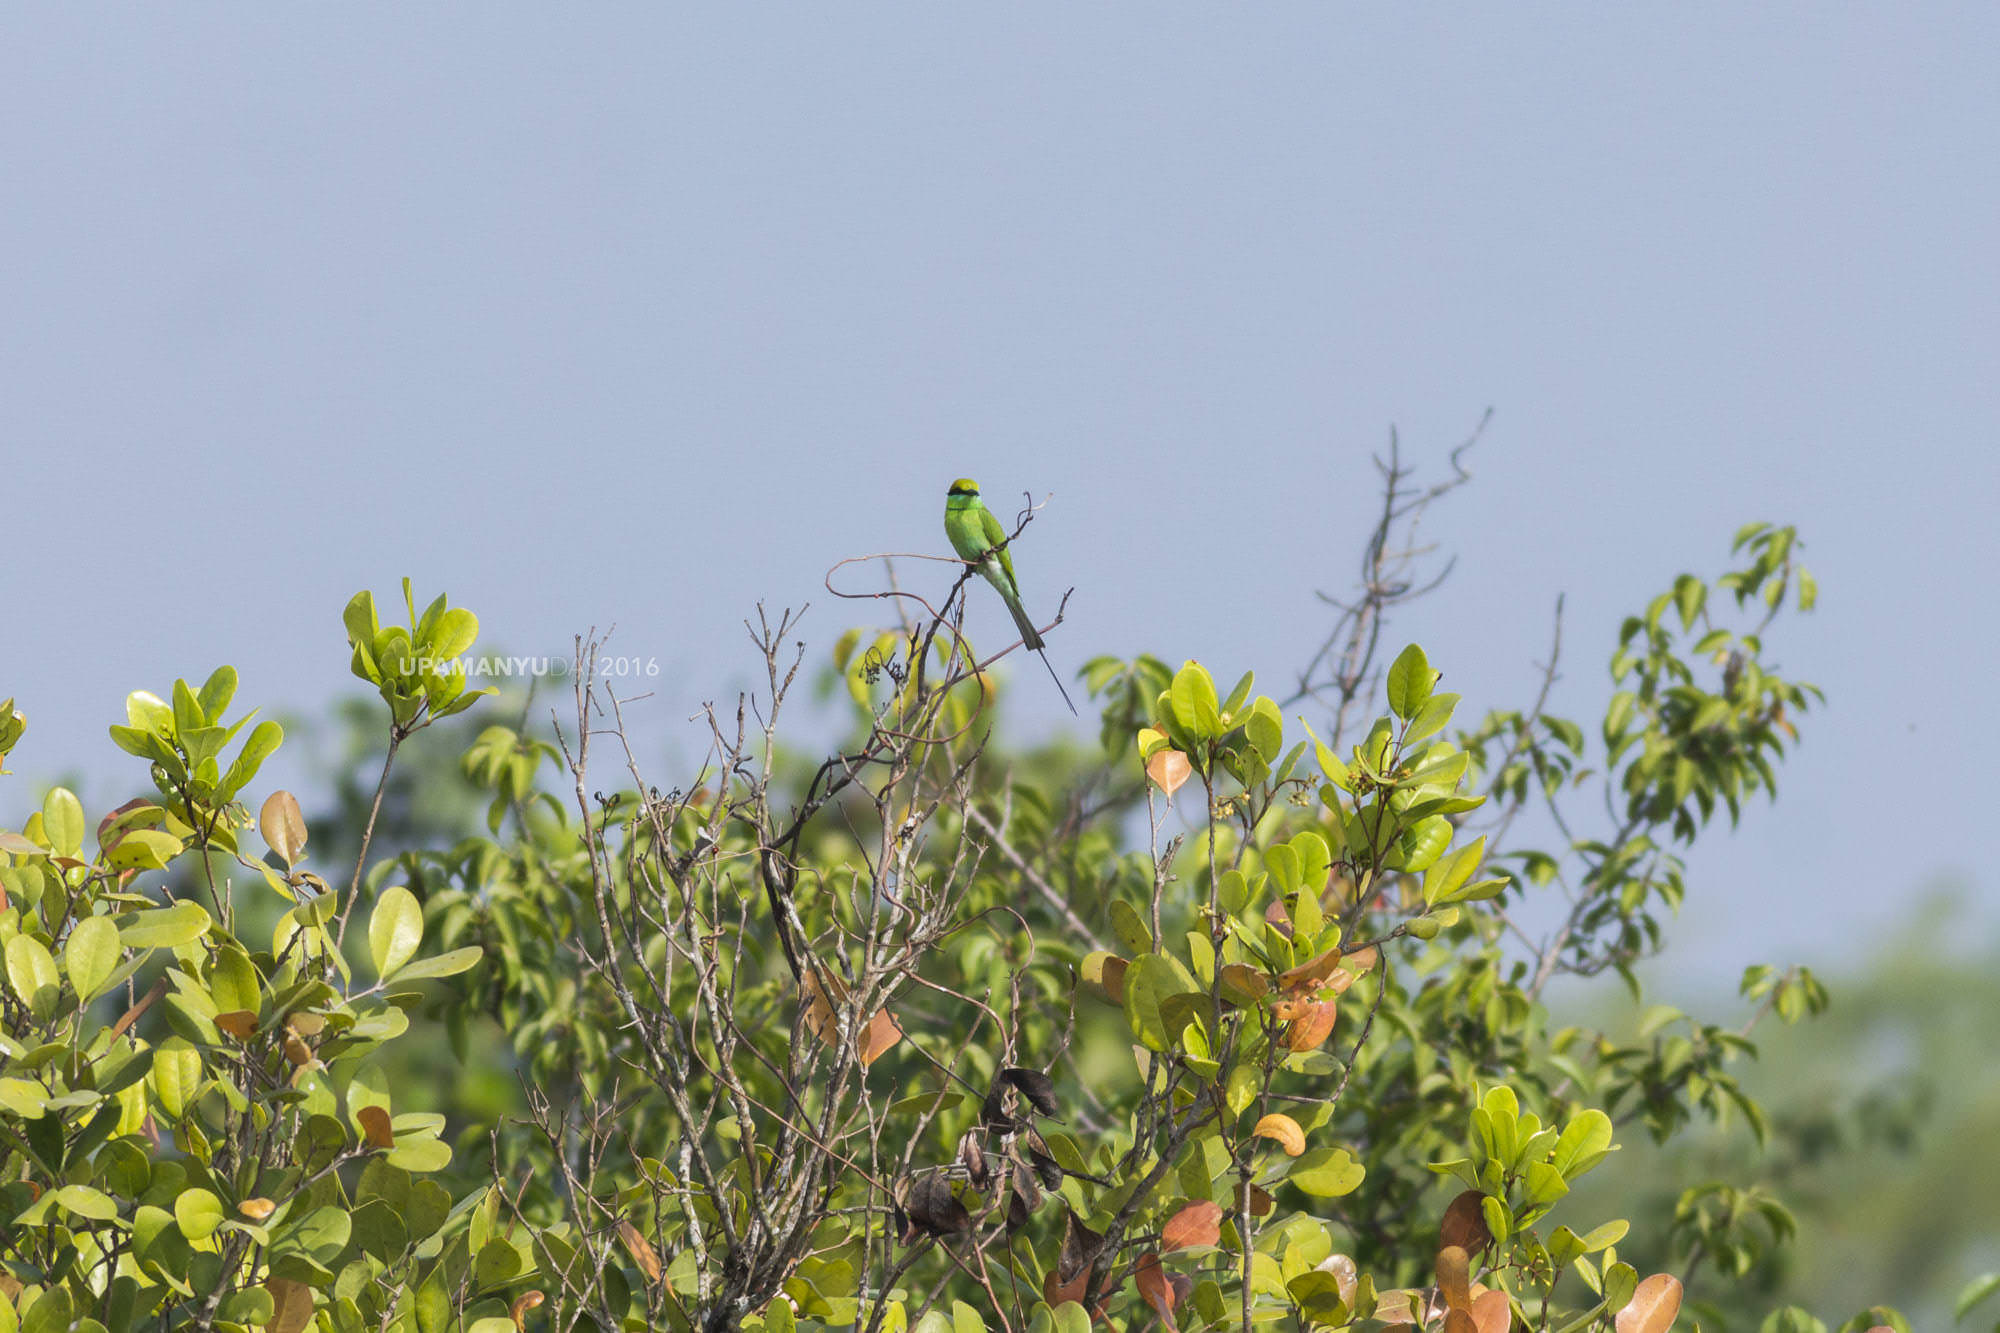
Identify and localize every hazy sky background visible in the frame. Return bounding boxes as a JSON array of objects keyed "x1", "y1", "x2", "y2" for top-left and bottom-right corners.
[{"x1": 4, "y1": 8, "x2": 1996, "y2": 1001}]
